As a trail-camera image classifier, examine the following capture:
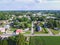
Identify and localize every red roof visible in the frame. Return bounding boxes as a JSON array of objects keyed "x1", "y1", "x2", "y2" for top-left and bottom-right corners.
[{"x1": 16, "y1": 29, "x2": 23, "y2": 33}]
